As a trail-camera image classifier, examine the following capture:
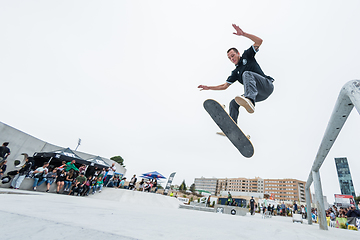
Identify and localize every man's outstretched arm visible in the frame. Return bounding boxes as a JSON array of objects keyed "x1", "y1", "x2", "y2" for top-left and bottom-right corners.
[
  {"x1": 232, "y1": 24, "x2": 262, "y2": 51},
  {"x1": 198, "y1": 83, "x2": 230, "y2": 91}
]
